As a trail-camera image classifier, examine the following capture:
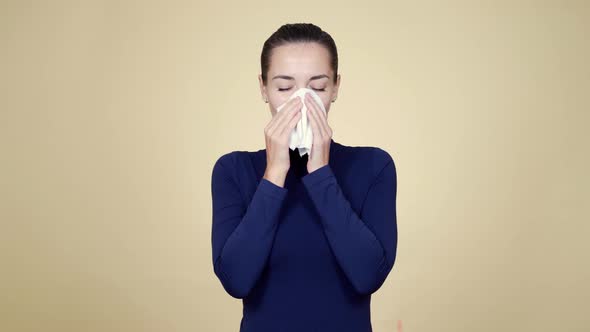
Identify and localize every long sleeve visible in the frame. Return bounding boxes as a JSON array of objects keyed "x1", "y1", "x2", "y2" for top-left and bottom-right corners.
[
  {"x1": 211, "y1": 153, "x2": 288, "y2": 299},
  {"x1": 301, "y1": 151, "x2": 398, "y2": 295}
]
